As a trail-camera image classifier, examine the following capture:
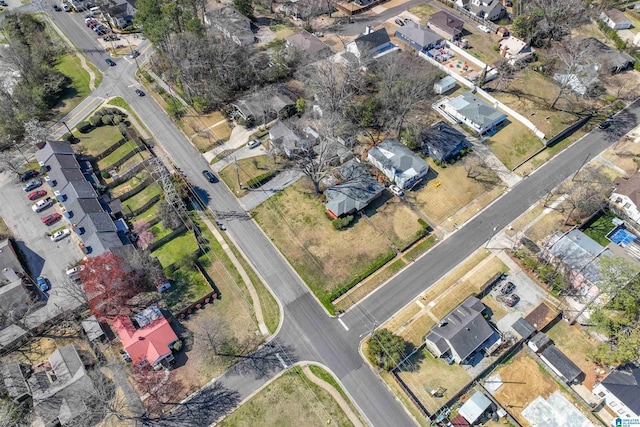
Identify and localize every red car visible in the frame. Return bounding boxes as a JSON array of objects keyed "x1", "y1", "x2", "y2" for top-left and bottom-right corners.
[
  {"x1": 28, "y1": 190, "x2": 47, "y2": 200},
  {"x1": 42, "y1": 213, "x2": 62, "y2": 226}
]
